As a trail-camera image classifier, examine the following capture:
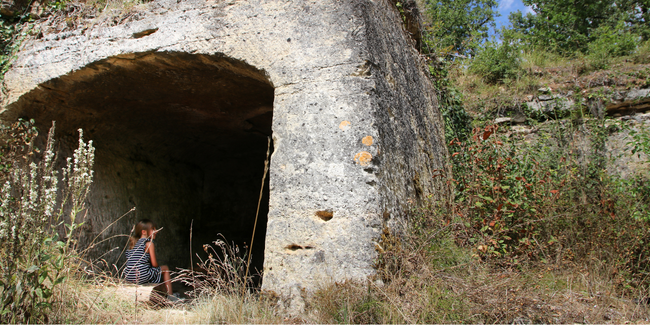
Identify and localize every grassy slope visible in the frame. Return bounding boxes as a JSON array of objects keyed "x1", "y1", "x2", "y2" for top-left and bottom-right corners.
[{"x1": 455, "y1": 46, "x2": 650, "y2": 119}]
